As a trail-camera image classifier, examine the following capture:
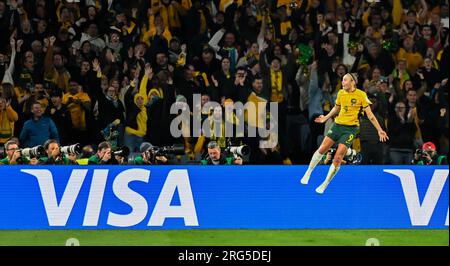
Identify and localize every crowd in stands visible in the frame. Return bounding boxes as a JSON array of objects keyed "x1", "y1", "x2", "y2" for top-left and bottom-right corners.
[{"x1": 0, "y1": 0, "x2": 448, "y2": 165}]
